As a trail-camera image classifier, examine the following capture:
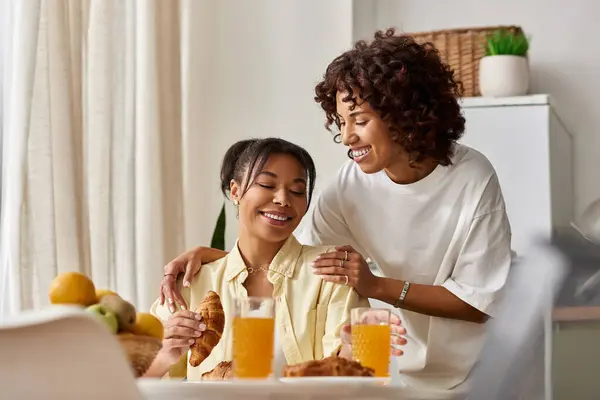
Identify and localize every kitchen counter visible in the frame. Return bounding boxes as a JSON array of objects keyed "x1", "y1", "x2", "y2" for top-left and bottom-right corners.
[{"x1": 553, "y1": 306, "x2": 600, "y2": 322}]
